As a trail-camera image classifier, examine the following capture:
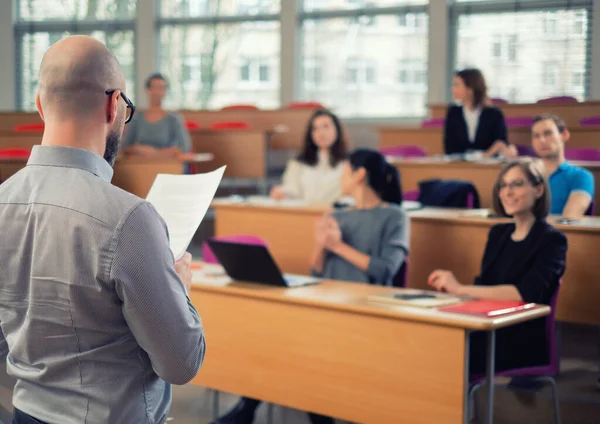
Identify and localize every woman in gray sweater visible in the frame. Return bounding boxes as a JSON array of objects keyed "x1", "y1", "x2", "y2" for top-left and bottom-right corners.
[{"x1": 121, "y1": 73, "x2": 191, "y2": 158}]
